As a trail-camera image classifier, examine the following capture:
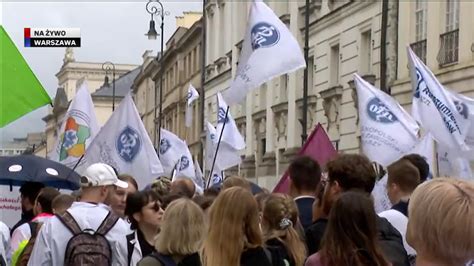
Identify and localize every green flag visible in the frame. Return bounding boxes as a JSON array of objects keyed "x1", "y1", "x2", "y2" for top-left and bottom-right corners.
[{"x1": 0, "y1": 25, "x2": 52, "y2": 128}]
